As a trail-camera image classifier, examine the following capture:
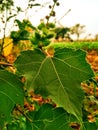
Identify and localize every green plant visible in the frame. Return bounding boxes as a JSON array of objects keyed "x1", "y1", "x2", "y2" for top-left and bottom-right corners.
[
  {"x1": 0, "y1": 0, "x2": 41, "y2": 56},
  {"x1": 0, "y1": 35, "x2": 95, "y2": 129},
  {"x1": 0, "y1": 0, "x2": 22, "y2": 55},
  {"x1": 0, "y1": 0, "x2": 97, "y2": 130},
  {"x1": 10, "y1": 19, "x2": 55, "y2": 50},
  {"x1": 0, "y1": 46, "x2": 94, "y2": 129}
]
